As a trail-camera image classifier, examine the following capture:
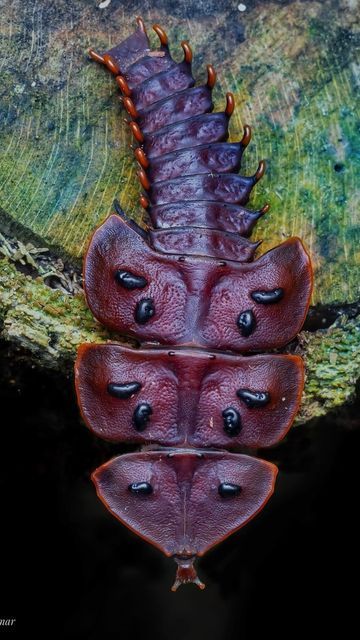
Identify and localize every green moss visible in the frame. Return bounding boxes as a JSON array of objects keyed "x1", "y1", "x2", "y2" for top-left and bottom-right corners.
[
  {"x1": 0, "y1": 257, "x2": 115, "y2": 367},
  {"x1": 296, "y1": 316, "x2": 360, "y2": 424}
]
